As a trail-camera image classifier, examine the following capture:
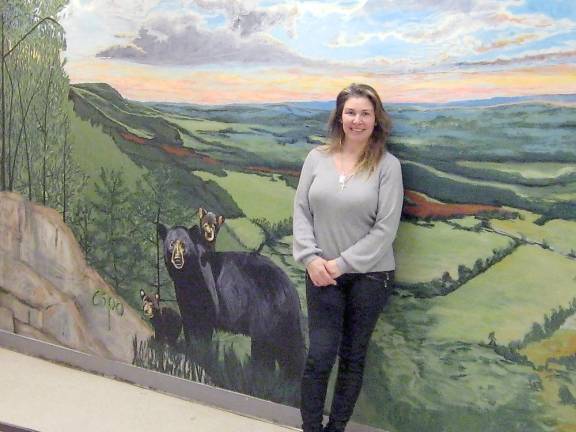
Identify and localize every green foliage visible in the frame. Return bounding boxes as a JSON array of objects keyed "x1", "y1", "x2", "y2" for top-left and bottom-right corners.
[
  {"x1": 69, "y1": 197, "x2": 96, "y2": 262},
  {"x1": 251, "y1": 216, "x2": 293, "y2": 250},
  {"x1": 133, "y1": 336, "x2": 300, "y2": 406},
  {"x1": 195, "y1": 170, "x2": 295, "y2": 223},
  {"x1": 401, "y1": 161, "x2": 576, "y2": 220},
  {"x1": 130, "y1": 168, "x2": 196, "y2": 297},
  {"x1": 1, "y1": 0, "x2": 81, "y2": 217},
  {"x1": 493, "y1": 344, "x2": 533, "y2": 367},
  {"x1": 403, "y1": 240, "x2": 520, "y2": 298},
  {"x1": 519, "y1": 299, "x2": 576, "y2": 348},
  {"x1": 548, "y1": 353, "x2": 576, "y2": 371},
  {"x1": 89, "y1": 168, "x2": 143, "y2": 306},
  {"x1": 559, "y1": 386, "x2": 576, "y2": 405},
  {"x1": 395, "y1": 221, "x2": 513, "y2": 286}
]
